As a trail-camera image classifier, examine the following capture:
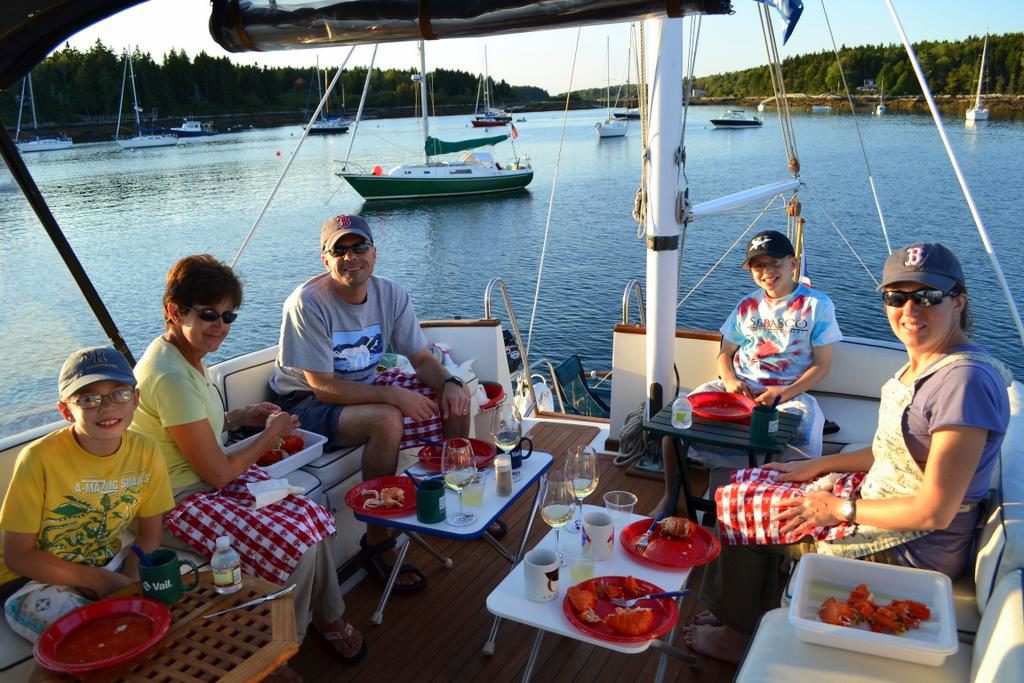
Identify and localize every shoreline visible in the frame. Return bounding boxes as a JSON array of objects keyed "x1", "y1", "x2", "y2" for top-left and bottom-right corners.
[{"x1": 7, "y1": 95, "x2": 1023, "y2": 143}]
